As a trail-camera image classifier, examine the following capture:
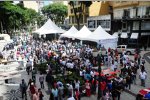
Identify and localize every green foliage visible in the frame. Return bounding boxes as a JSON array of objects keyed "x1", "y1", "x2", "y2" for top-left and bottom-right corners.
[
  {"x1": 42, "y1": 3, "x2": 68, "y2": 25},
  {"x1": 0, "y1": 1, "x2": 45, "y2": 35}
]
